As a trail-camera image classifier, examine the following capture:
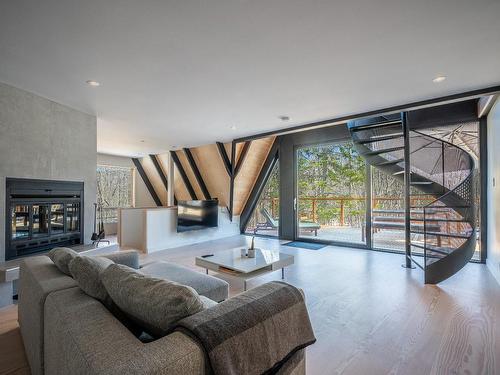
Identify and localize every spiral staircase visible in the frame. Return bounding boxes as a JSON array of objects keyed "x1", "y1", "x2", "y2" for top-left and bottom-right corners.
[{"x1": 348, "y1": 112, "x2": 477, "y2": 284}]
